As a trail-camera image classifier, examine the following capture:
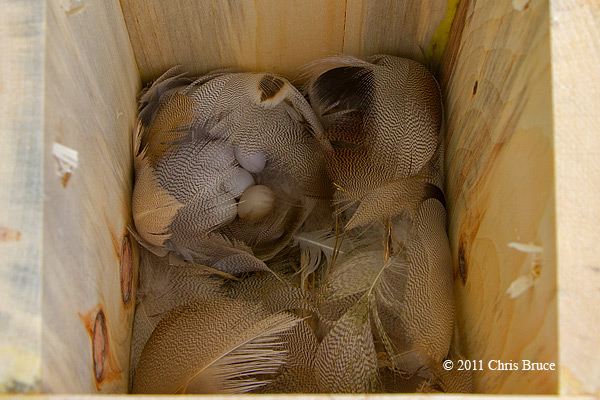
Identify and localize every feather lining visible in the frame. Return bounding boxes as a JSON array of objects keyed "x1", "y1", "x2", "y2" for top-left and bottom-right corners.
[
  {"x1": 131, "y1": 152, "x2": 184, "y2": 248},
  {"x1": 133, "y1": 298, "x2": 301, "y2": 394}
]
